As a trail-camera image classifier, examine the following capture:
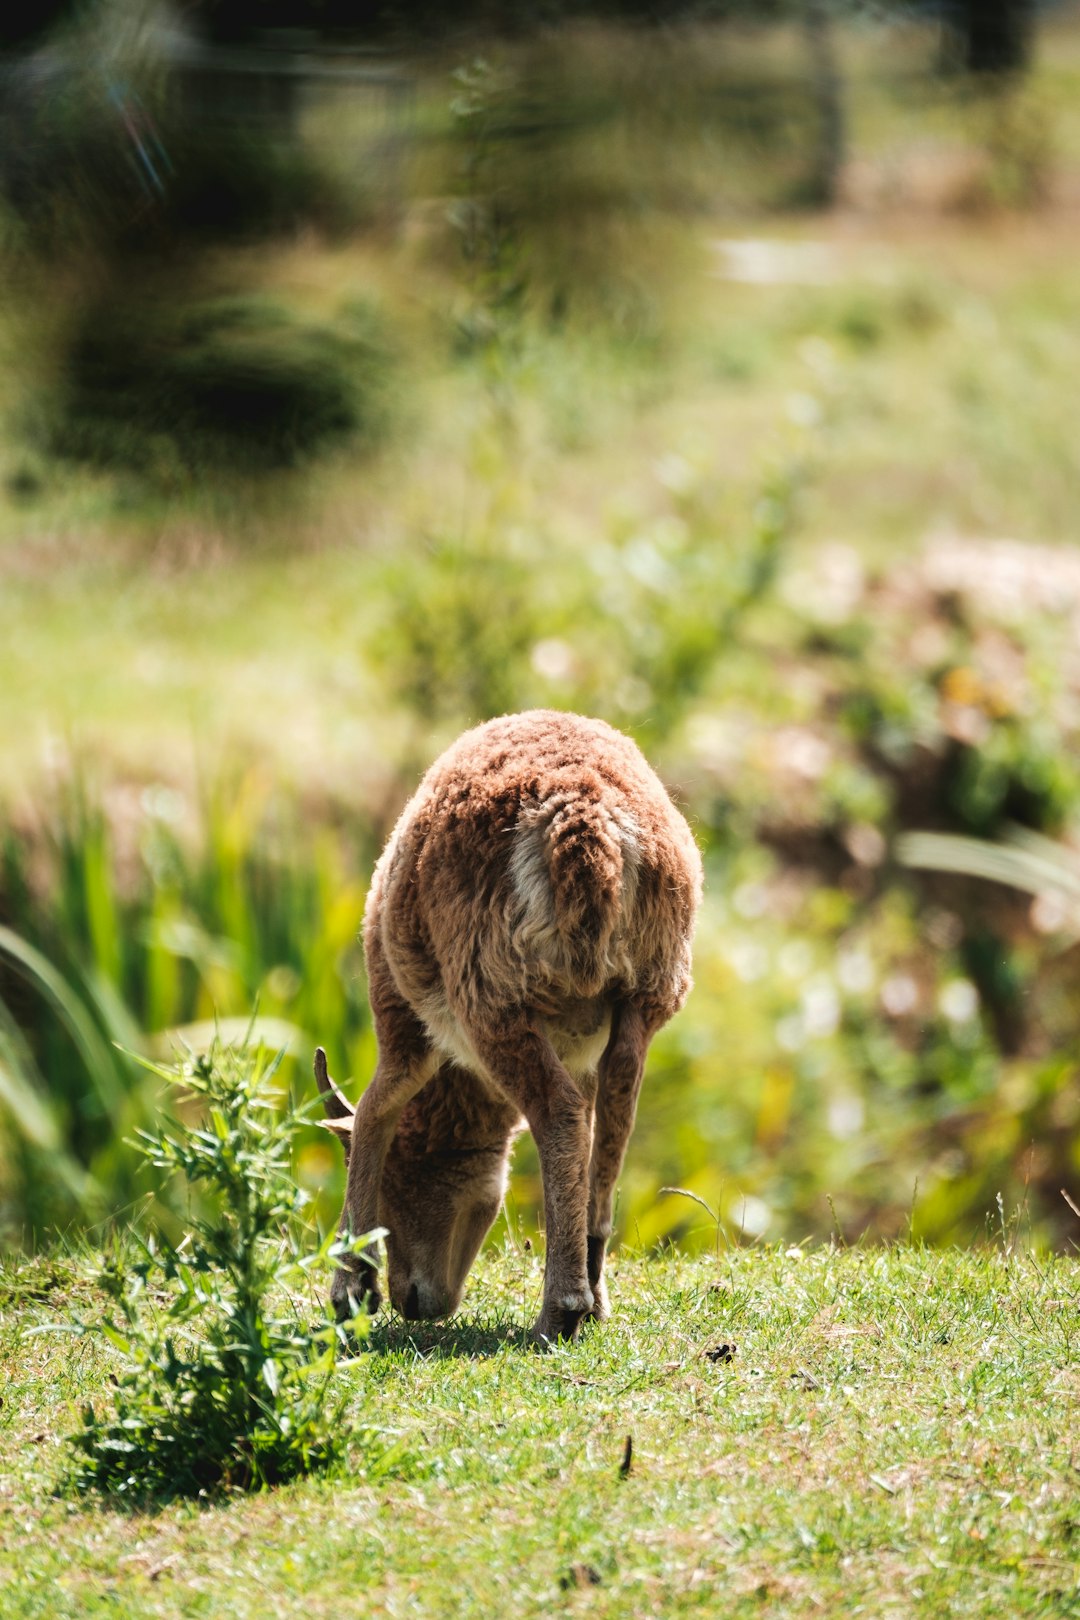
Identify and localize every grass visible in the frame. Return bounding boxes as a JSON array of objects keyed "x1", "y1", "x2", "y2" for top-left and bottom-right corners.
[
  {"x1": 3, "y1": 18, "x2": 1080, "y2": 1610},
  {"x1": 1, "y1": 1242, "x2": 1077, "y2": 1617},
  {"x1": 7, "y1": 217, "x2": 1080, "y2": 796}
]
